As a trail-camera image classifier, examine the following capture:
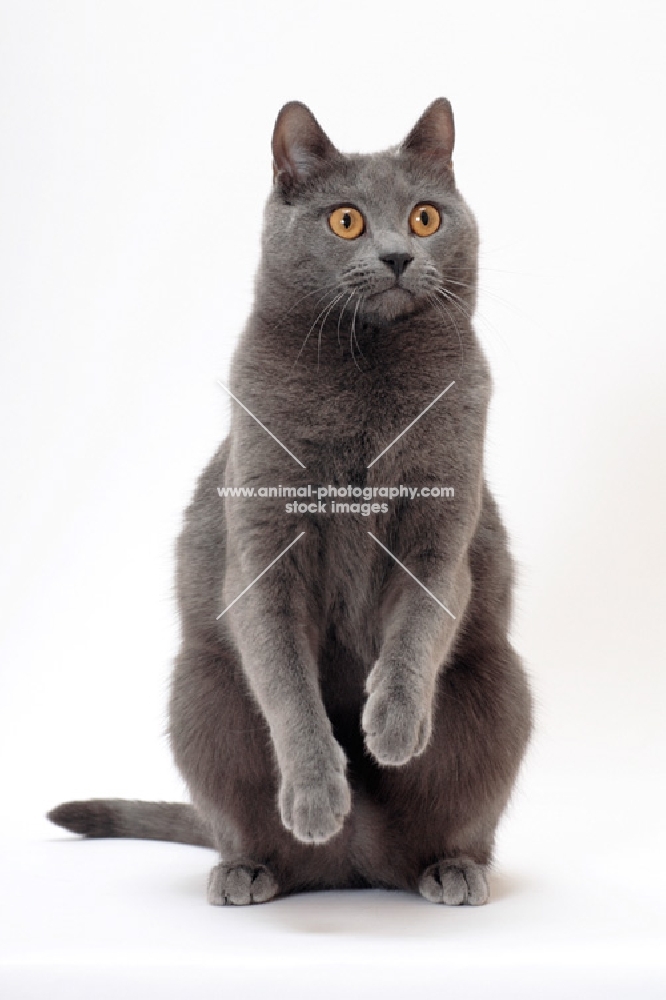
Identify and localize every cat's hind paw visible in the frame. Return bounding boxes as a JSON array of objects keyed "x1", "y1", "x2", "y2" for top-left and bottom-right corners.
[
  {"x1": 418, "y1": 857, "x2": 489, "y2": 905},
  {"x1": 207, "y1": 861, "x2": 278, "y2": 906}
]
